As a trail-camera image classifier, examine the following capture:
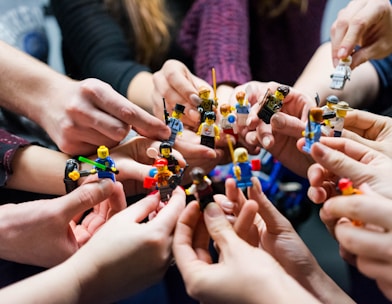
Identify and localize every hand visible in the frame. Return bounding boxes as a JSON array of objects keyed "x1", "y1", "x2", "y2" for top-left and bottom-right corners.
[
  {"x1": 245, "y1": 82, "x2": 315, "y2": 177},
  {"x1": 0, "y1": 179, "x2": 126, "y2": 267},
  {"x1": 41, "y1": 78, "x2": 171, "y2": 155},
  {"x1": 337, "y1": 110, "x2": 392, "y2": 158},
  {"x1": 70, "y1": 187, "x2": 186, "y2": 302},
  {"x1": 330, "y1": 0, "x2": 392, "y2": 69},
  {"x1": 173, "y1": 200, "x2": 318, "y2": 304},
  {"x1": 303, "y1": 139, "x2": 392, "y2": 204},
  {"x1": 152, "y1": 59, "x2": 212, "y2": 129},
  {"x1": 216, "y1": 177, "x2": 352, "y2": 303},
  {"x1": 322, "y1": 183, "x2": 392, "y2": 301}
]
